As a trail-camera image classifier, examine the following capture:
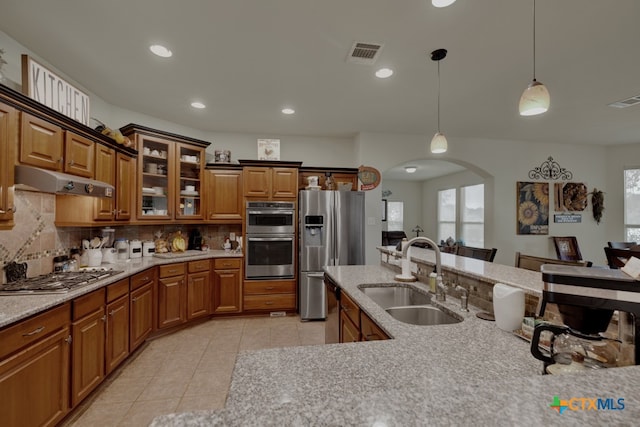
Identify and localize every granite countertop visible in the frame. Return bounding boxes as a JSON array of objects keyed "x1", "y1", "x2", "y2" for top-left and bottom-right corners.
[
  {"x1": 0, "y1": 250, "x2": 242, "y2": 328},
  {"x1": 151, "y1": 264, "x2": 640, "y2": 426}
]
